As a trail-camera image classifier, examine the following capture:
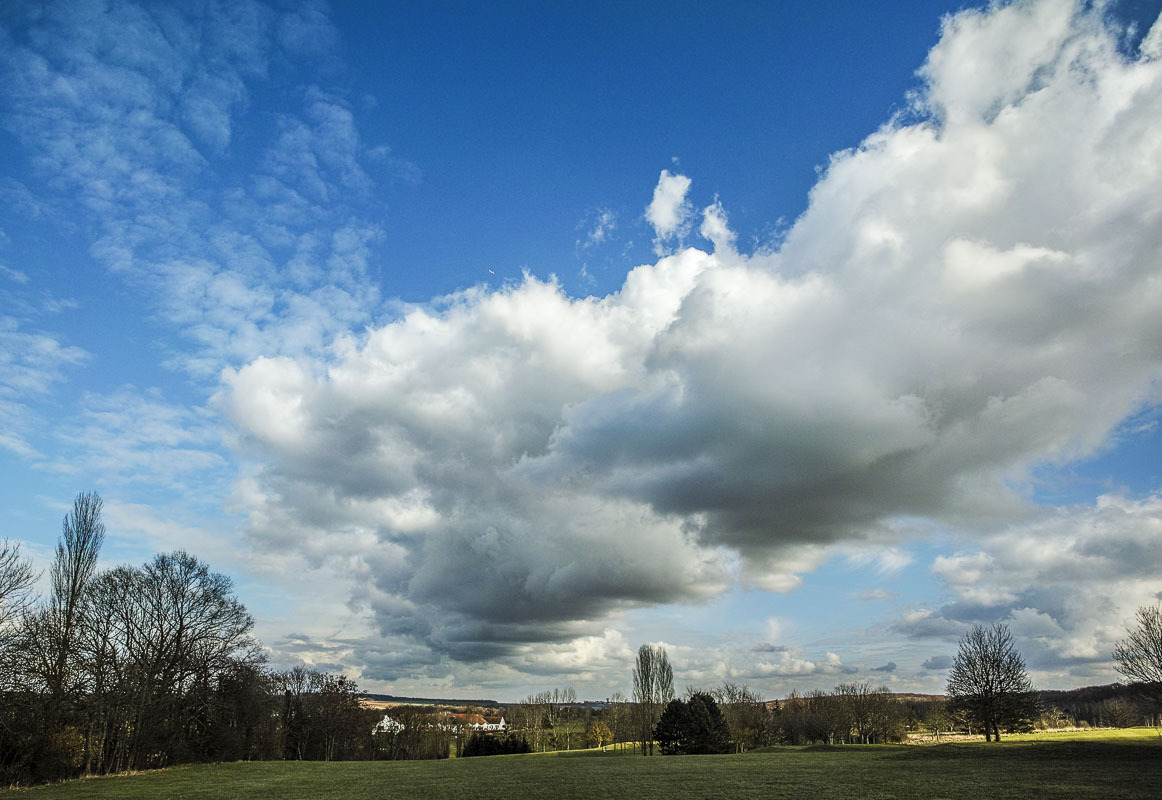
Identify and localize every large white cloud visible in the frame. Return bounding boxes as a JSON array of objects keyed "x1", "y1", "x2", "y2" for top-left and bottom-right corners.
[{"x1": 217, "y1": 0, "x2": 1162, "y2": 680}]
